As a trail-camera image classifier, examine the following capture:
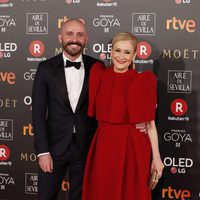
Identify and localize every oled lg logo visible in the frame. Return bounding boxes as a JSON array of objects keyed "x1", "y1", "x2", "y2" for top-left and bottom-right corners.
[
  {"x1": 0, "y1": 42, "x2": 17, "y2": 59},
  {"x1": 168, "y1": 99, "x2": 189, "y2": 122},
  {"x1": 175, "y1": 0, "x2": 190, "y2": 4},
  {"x1": 164, "y1": 157, "x2": 193, "y2": 174},
  {"x1": 93, "y1": 15, "x2": 120, "y2": 33},
  {"x1": 27, "y1": 40, "x2": 46, "y2": 62},
  {"x1": 166, "y1": 17, "x2": 196, "y2": 33},
  {"x1": 0, "y1": 15, "x2": 16, "y2": 33},
  {"x1": 65, "y1": 0, "x2": 80, "y2": 4},
  {"x1": 93, "y1": 43, "x2": 112, "y2": 61},
  {"x1": 162, "y1": 186, "x2": 191, "y2": 199},
  {"x1": 164, "y1": 129, "x2": 192, "y2": 148}
]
